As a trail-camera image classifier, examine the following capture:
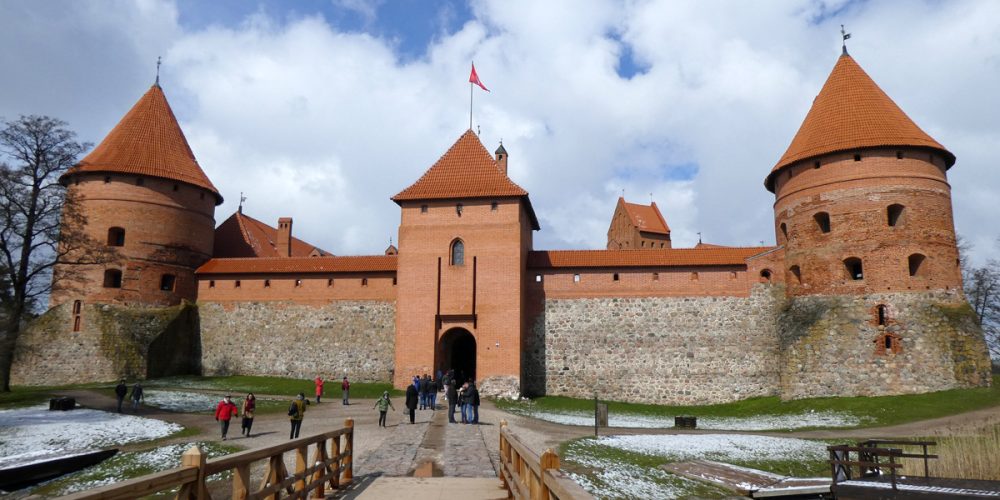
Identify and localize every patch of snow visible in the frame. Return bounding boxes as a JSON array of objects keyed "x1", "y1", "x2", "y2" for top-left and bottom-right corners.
[
  {"x1": 0, "y1": 405, "x2": 181, "y2": 469},
  {"x1": 566, "y1": 452, "x2": 690, "y2": 499},
  {"x1": 595, "y1": 434, "x2": 828, "y2": 462},
  {"x1": 144, "y1": 390, "x2": 225, "y2": 412},
  {"x1": 510, "y1": 407, "x2": 867, "y2": 430}
]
